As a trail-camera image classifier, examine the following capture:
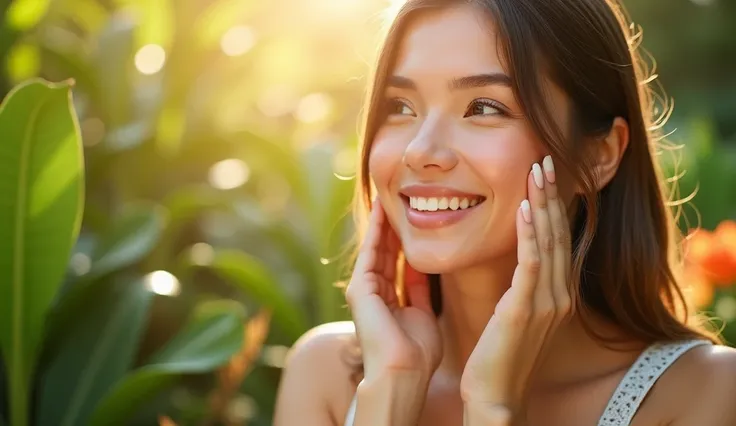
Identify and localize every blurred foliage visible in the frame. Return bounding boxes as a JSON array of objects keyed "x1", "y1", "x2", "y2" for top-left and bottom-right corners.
[
  {"x1": 0, "y1": 79, "x2": 248, "y2": 426},
  {"x1": 0, "y1": 0, "x2": 733, "y2": 424}
]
